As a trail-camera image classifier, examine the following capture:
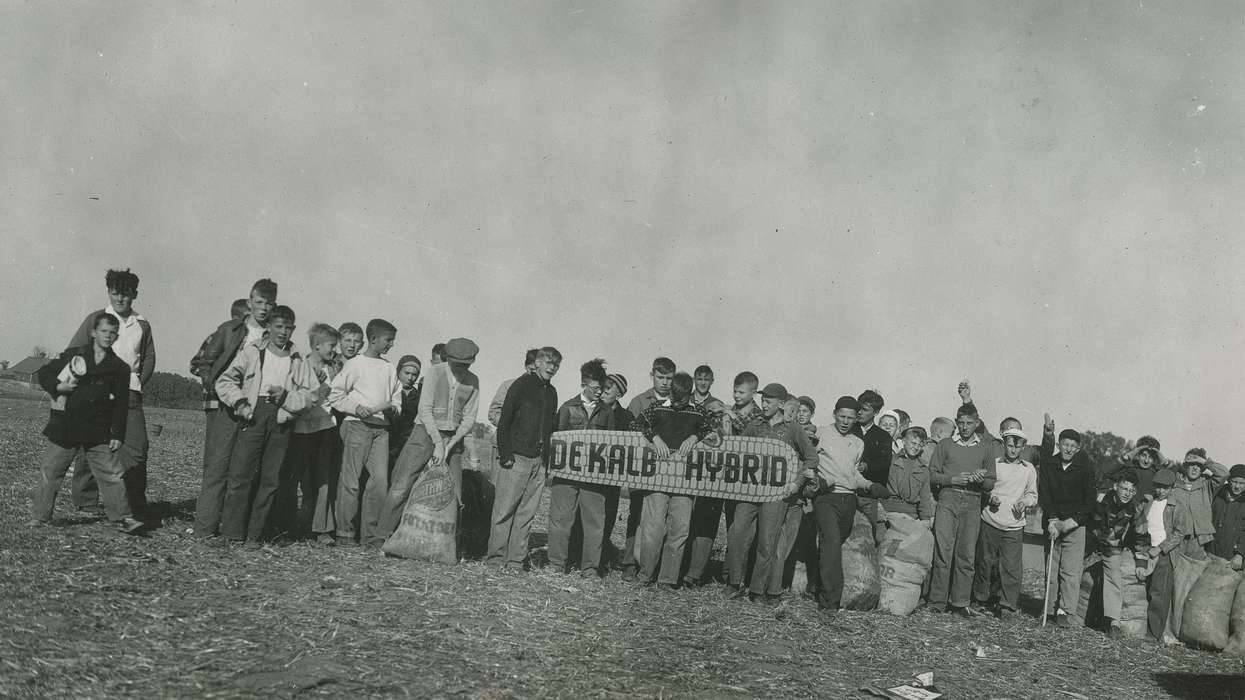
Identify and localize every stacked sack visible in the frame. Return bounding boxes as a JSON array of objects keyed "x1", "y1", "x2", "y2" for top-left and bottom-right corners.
[
  {"x1": 1178, "y1": 557, "x2": 1242, "y2": 651},
  {"x1": 841, "y1": 511, "x2": 881, "y2": 610},
  {"x1": 1075, "y1": 553, "x2": 1149, "y2": 638},
  {"x1": 878, "y1": 515, "x2": 935, "y2": 616}
]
